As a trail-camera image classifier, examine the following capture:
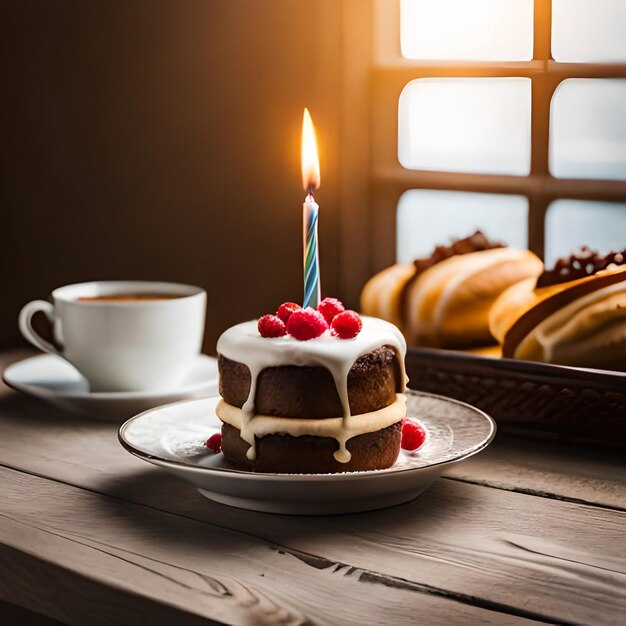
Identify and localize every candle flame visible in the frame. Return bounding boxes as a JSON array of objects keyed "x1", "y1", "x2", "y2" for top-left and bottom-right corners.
[{"x1": 301, "y1": 108, "x2": 320, "y2": 192}]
